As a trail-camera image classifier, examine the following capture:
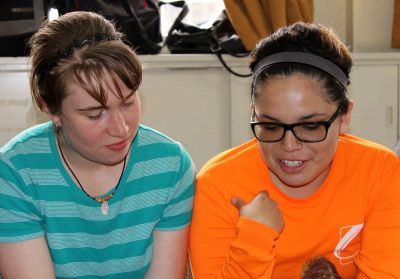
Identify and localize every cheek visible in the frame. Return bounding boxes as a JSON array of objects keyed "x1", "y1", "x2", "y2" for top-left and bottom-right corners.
[
  {"x1": 126, "y1": 97, "x2": 141, "y2": 119},
  {"x1": 60, "y1": 125, "x2": 102, "y2": 152},
  {"x1": 323, "y1": 126, "x2": 340, "y2": 152},
  {"x1": 62, "y1": 117, "x2": 103, "y2": 141},
  {"x1": 307, "y1": 135, "x2": 339, "y2": 167},
  {"x1": 257, "y1": 143, "x2": 277, "y2": 163},
  {"x1": 73, "y1": 126, "x2": 103, "y2": 144},
  {"x1": 320, "y1": 138, "x2": 338, "y2": 160},
  {"x1": 125, "y1": 105, "x2": 141, "y2": 125}
]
